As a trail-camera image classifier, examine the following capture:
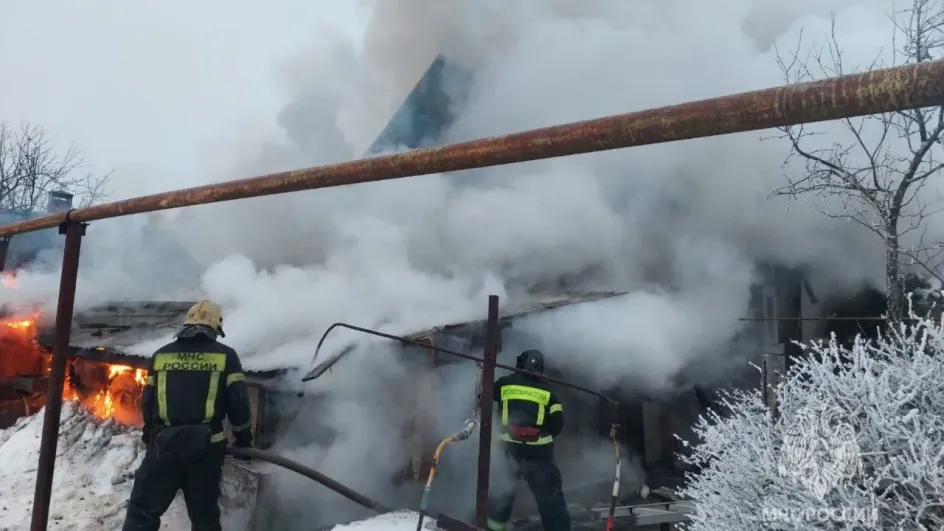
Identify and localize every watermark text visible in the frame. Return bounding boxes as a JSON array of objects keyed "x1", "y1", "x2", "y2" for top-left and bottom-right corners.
[{"x1": 762, "y1": 506, "x2": 878, "y2": 525}]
